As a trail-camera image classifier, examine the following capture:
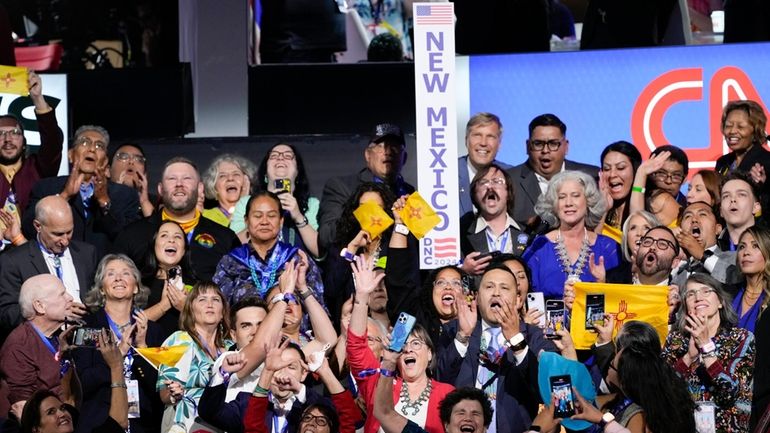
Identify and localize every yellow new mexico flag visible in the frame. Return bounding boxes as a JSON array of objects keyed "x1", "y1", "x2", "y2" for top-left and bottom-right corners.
[
  {"x1": 0, "y1": 65, "x2": 28, "y2": 96},
  {"x1": 136, "y1": 345, "x2": 188, "y2": 369},
  {"x1": 399, "y1": 192, "x2": 441, "y2": 239},
  {"x1": 353, "y1": 201, "x2": 394, "y2": 239},
  {"x1": 571, "y1": 282, "x2": 669, "y2": 350}
]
